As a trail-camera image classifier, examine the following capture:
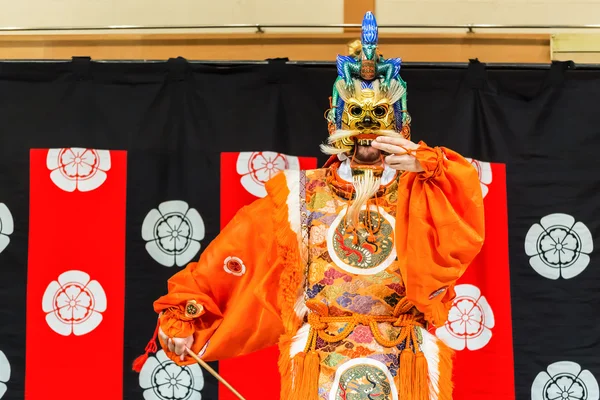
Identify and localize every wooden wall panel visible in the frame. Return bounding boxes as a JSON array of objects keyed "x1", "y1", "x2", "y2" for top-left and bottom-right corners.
[
  {"x1": 0, "y1": 33, "x2": 551, "y2": 63},
  {"x1": 344, "y1": 0, "x2": 376, "y2": 32}
]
